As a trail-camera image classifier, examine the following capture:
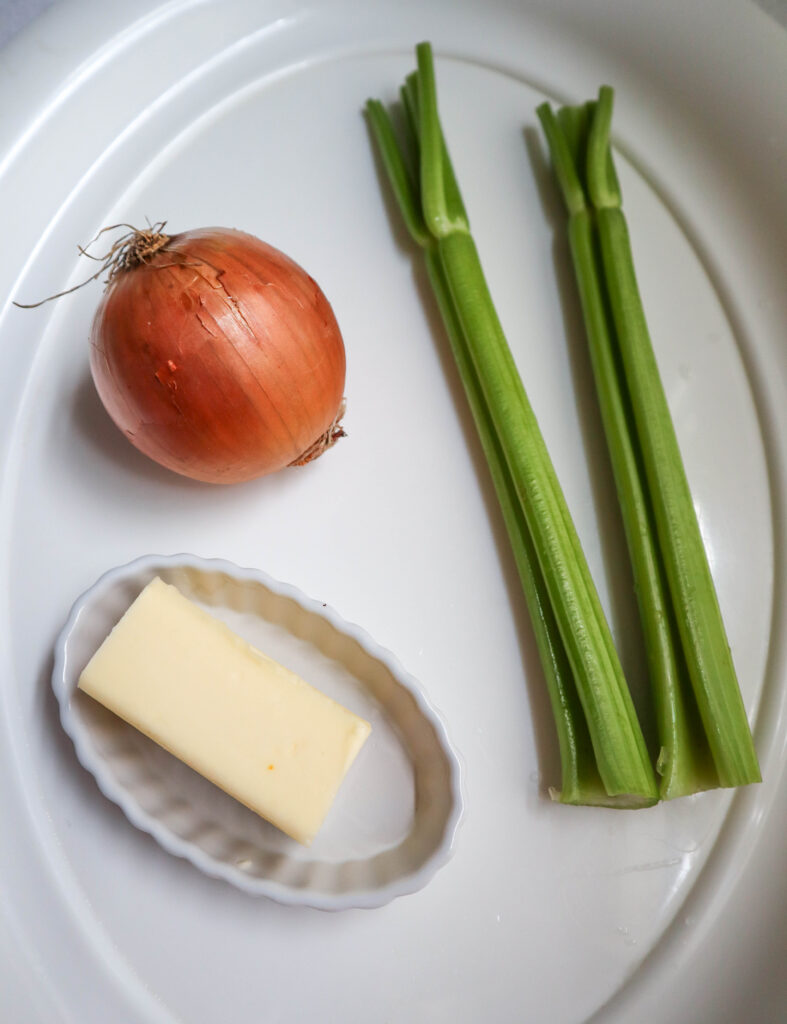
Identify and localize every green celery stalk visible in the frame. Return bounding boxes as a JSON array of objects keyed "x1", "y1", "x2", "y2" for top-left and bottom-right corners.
[
  {"x1": 538, "y1": 88, "x2": 759, "y2": 792},
  {"x1": 424, "y1": 248, "x2": 609, "y2": 805},
  {"x1": 366, "y1": 96, "x2": 607, "y2": 804},
  {"x1": 538, "y1": 100, "x2": 717, "y2": 799},
  {"x1": 589, "y1": 87, "x2": 759, "y2": 788},
  {"x1": 366, "y1": 44, "x2": 658, "y2": 805}
]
